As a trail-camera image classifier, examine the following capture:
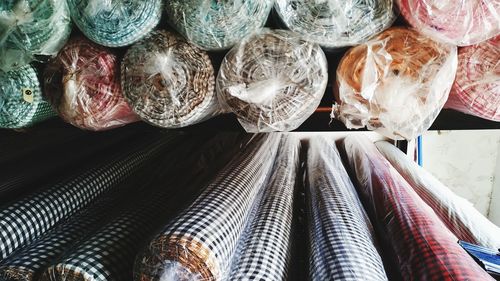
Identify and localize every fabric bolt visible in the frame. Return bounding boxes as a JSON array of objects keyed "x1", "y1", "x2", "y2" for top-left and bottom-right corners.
[
  {"x1": 306, "y1": 137, "x2": 388, "y2": 281},
  {"x1": 122, "y1": 30, "x2": 218, "y2": 129},
  {"x1": 164, "y1": 0, "x2": 273, "y2": 51},
  {"x1": 217, "y1": 29, "x2": 328, "y2": 132},
  {"x1": 343, "y1": 135, "x2": 494, "y2": 281},
  {"x1": 333, "y1": 27, "x2": 458, "y2": 140},
  {"x1": 67, "y1": 0, "x2": 162, "y2": 47}
]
